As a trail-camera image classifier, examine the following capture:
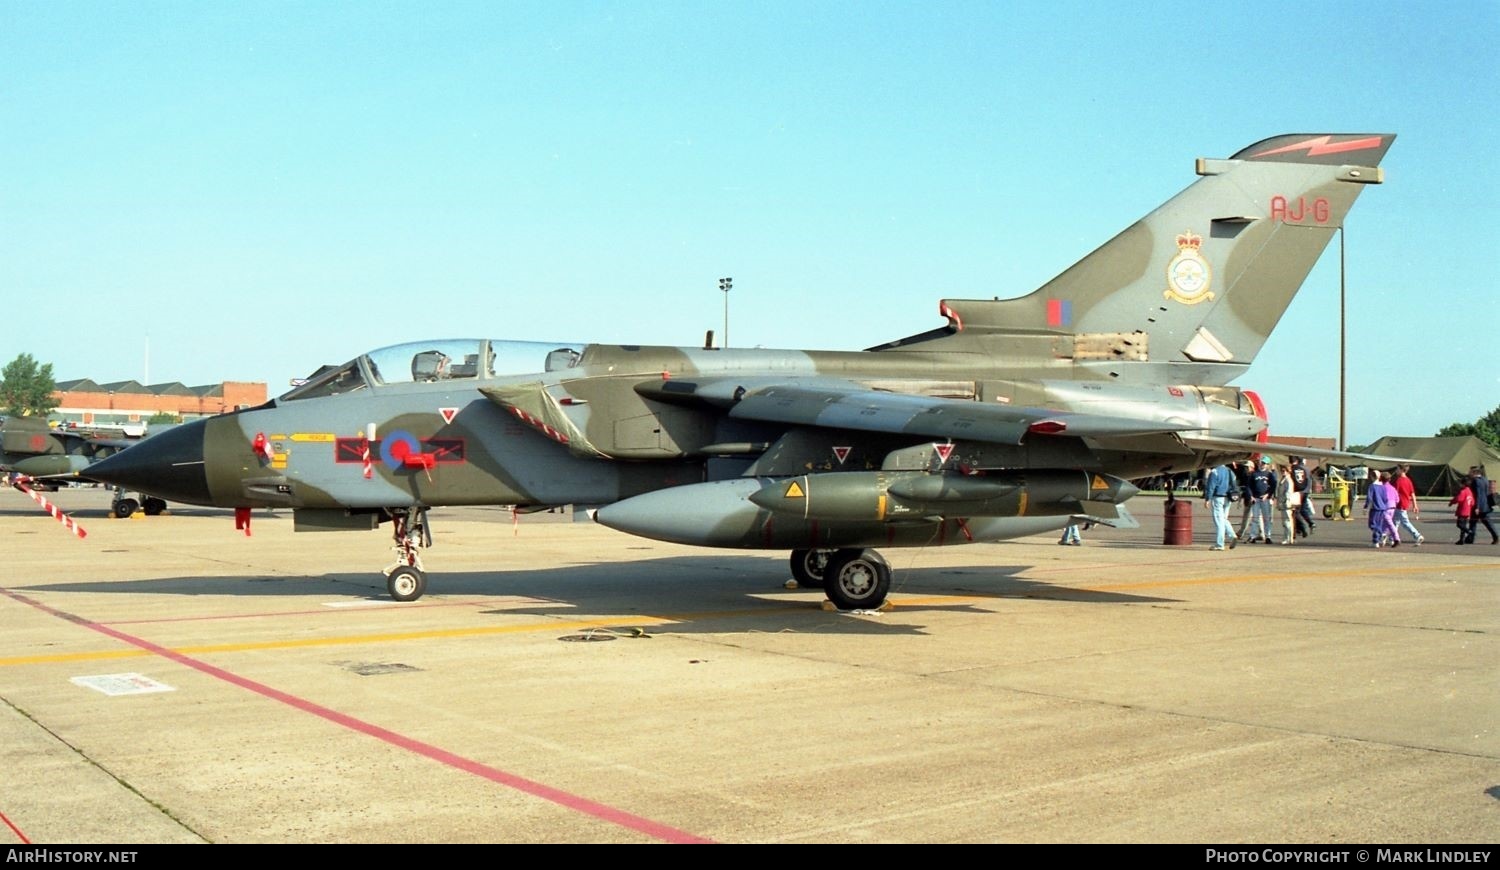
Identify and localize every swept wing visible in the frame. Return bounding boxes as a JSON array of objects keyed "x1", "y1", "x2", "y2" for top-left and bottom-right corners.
[{"x1": 640, "y1": 377, "x2": 1198, "y2": 444}]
